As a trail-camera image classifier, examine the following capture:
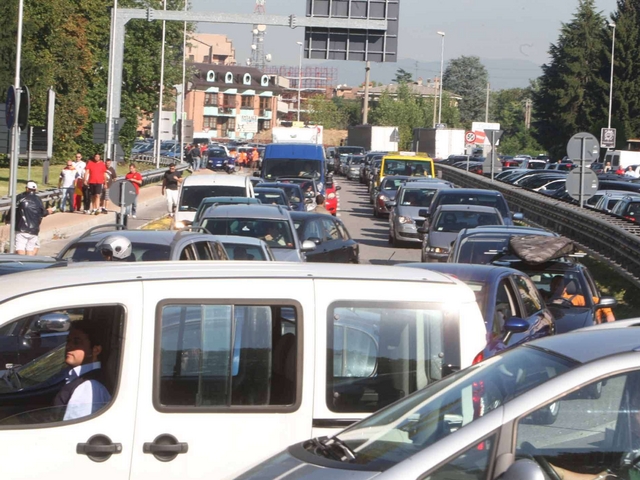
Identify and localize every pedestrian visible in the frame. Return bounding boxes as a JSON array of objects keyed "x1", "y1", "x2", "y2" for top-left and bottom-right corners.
[
  {"x1": 58, "y1": 160, "x2": 78, "y2": 213},
  {"x1": 615, "y1": 166, "x2": 625, "y2": 175},
  {"x1": 124, "y1": 163, "x2": 143, "y2": 218},
  {"x1": 313, "y1": 194, "x2": 330, "y2": 214},
  {"x1": 604, "y1": 161, "x2": 612, "y2": 173},
  {"x1": 251, "y1": 148, "x2": 260, "y2": 170},
  {"x1": 100, "y1": 159, "x2": 118, "y2": 214},
  {"x1": 624, "y1": 166, "x2": 640, "y2": 179},
  {"x1": 162, "y1": 163, "x2": 183, "y2": 217},
  {"x1": 73, "y1": 176, "x2": 84, "y2": 212},
  {"x1": 84, "y1": 153, "x2": 107, "y2": 215},
  {"x1": 73, "y1": 153, "x2": 90, "y2": 213},
  {"x1": 73, "y1": 152, "x2": 86, "y2": 178},
  {"x1": 191, "y1": 144, "x2": 202, "y2": 172},
  {"x1": 11, "y1": 181, "x2": 54, "y2": 255}
]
